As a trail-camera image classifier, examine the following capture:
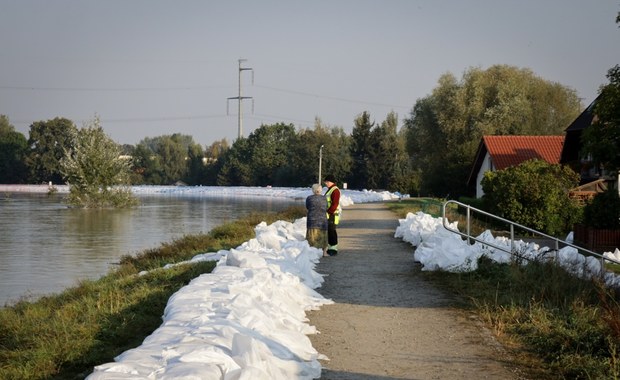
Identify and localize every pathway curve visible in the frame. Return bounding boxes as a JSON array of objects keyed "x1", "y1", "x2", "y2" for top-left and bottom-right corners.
[{"x1": 307, "y1": 203, "x2": 526, "y2": 380}]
